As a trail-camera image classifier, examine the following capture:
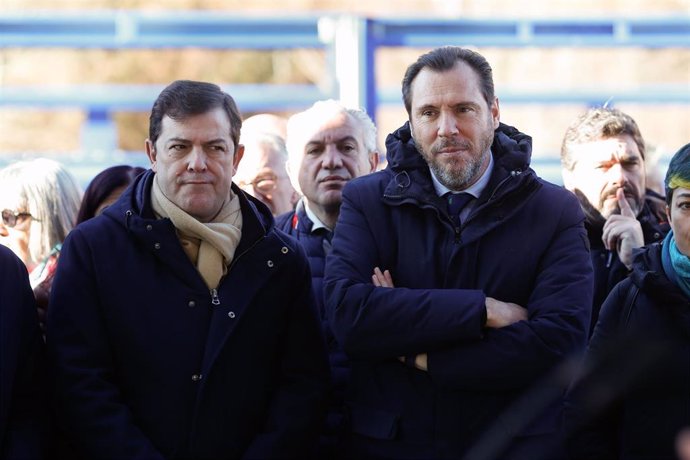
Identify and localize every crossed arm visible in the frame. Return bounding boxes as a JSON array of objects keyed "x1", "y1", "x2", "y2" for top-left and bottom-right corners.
[{"x1": 371, "y1": 267, "x2": 527, "y2": 371}]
